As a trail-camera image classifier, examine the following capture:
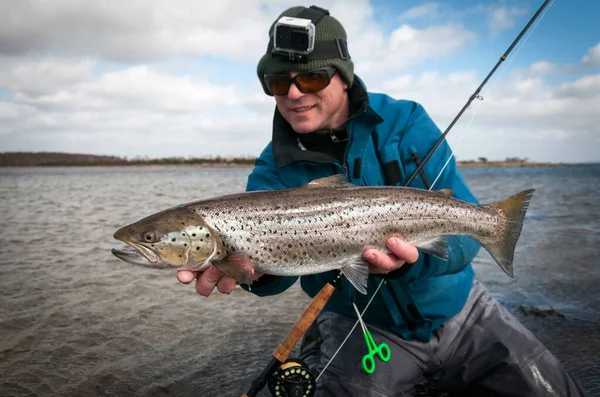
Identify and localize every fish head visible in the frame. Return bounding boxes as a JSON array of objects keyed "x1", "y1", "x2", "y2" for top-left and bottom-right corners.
[{"x1": 113, "y1": 208, "x2": 215, "y2": 269}]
